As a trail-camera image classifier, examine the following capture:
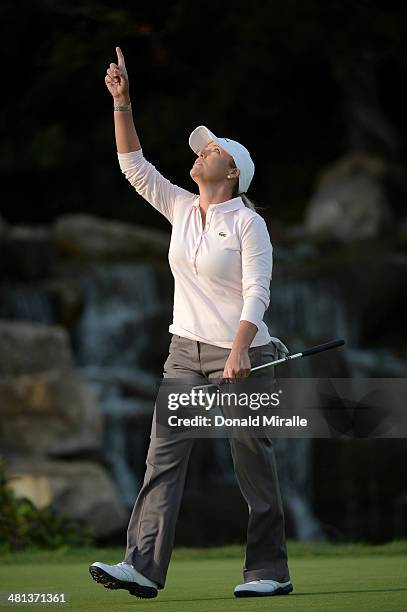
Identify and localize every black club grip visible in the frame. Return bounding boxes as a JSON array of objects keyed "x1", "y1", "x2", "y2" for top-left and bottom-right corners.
[{"x1": 301, "y1": 339, "x2": 345, "y2": 357}]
